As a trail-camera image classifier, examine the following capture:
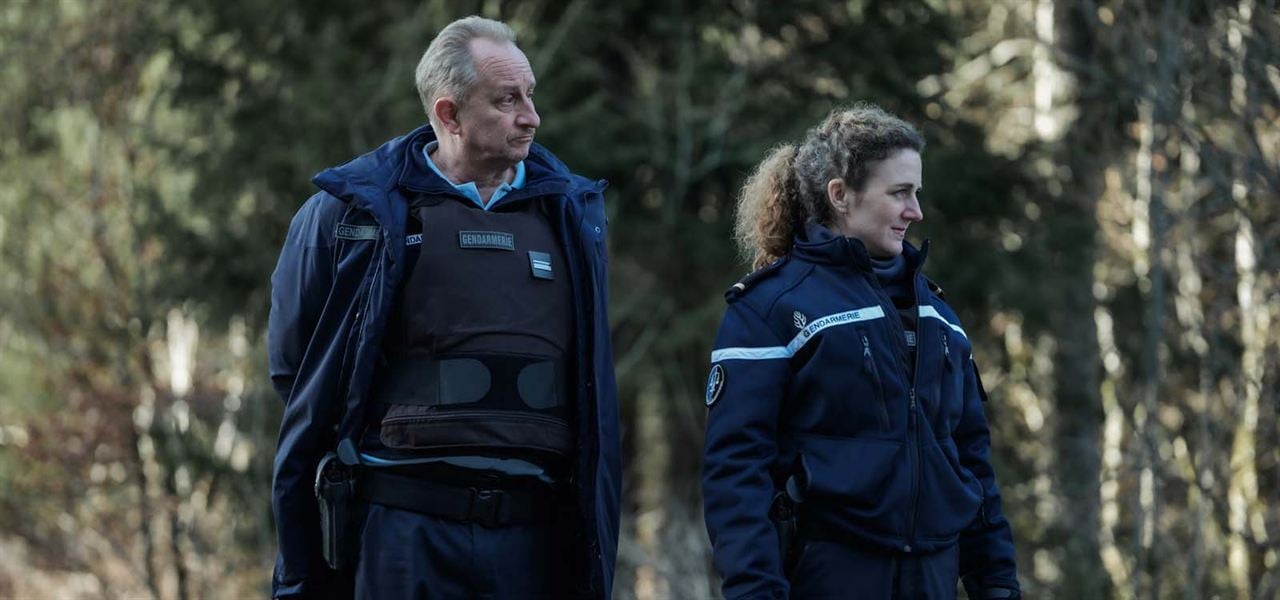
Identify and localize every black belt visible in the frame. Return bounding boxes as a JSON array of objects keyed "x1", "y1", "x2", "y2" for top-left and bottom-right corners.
[{"x1": 358, "y1": 470, "x2": 559, "y2": 528}]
